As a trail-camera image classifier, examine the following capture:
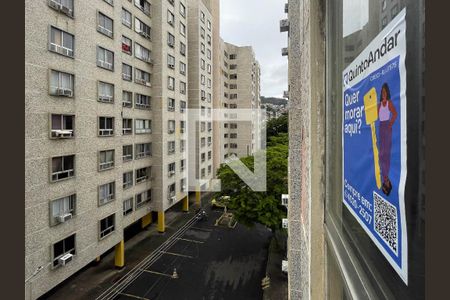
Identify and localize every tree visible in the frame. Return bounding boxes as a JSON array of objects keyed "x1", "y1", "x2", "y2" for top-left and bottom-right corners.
[
  {"x1": 266, "y1": 113, "x2": 288, "y2": 138},
  {"x1": 215, "y1": 134, "x2": 288, "y2": 230}
]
